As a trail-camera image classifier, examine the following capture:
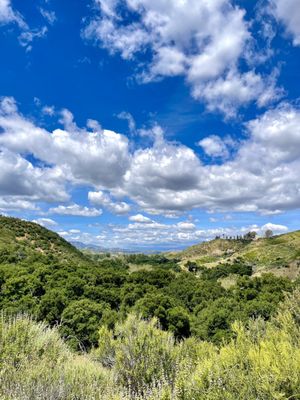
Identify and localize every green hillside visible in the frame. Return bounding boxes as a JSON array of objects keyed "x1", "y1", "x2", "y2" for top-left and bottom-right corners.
[
  {"x1": 0, "y1": 215, "x2": 297, "y2": 350},
  {"x1": 175, "y1": 231, "x2": 300, "y2": 278},
  {"x1": 0, "y1": 215, "x2": 89, "y2": 266},
  {"x1": 0, "y1": 216, "x2": 300, "y2": 399}
]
